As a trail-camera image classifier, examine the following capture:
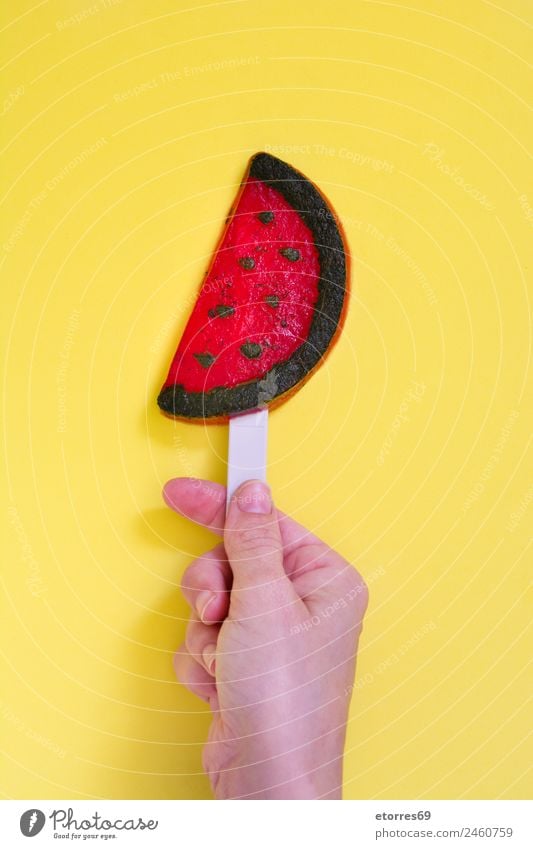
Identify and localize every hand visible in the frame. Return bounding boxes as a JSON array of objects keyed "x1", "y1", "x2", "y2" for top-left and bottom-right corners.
[{"x1": 163, "y1": 477, "x2": 368, "y2": 799}]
